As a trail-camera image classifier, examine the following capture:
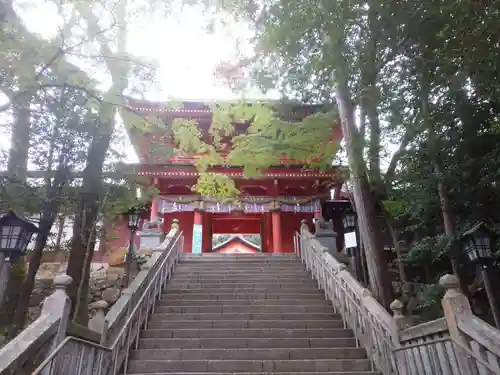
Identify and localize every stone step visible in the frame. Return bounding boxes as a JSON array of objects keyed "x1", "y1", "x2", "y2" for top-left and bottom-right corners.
[
  {"x1": 178, "y1": 262, "x2": 303, "y2": 267},
  {"x1": 175, "y1": 266, "x2": 305, "y2": 270},
  {"x1": 177, "y1": 263, "x2": 303, "y2": 267},
  {"x1": 140, "y1": 328, "x2": 353, "y2": 339},
  {"x1": 174, "y1": 270, "x2": 307, "y2": 274},
  {"x1": 176, "y1": 267, "x2": 306, "y2": 272},
  {"x1": 157, "y1": 299, "x2": 330, "y2": 306},
  {"x1": 177, "y1": 262, "x2": 304, "y2": 267},
  {"x1": 161, "y1": 293, "x2": 325, "y2": 300},
  {"x1": 165, "y1": 287, "x2": 319, "y2": 293},
  {"x1": 125, "y1": 256, "x2": 373, "y2": 375},
  {"x1": 155, "y1": 305, "x2": 332, "y2": 314},
  {"x1": 174, "y1": 268, "x2": 307, "y2": 273},
  {"x1": 172, "y1": 272, "x2": 312, "y2": 281},
  {"x1": 125, "y1": 372, "x2": 379, "y2": 375},
  {"x1": 138, "y1": 337, "x2": 358, "y2": 349},
  {"x1": 169, "y1": 280, "x2": 315, "y2": 285},
  {"x1": 181, "y1": 254, "x2": 298, "y2": 259},
  {"x1": 147, "y1": 320, "x2": 344, "y2": 330},
  {"x1": 126, "y1": 358, "x2": 371, "y2": 373},
  {"x1": 130, "y1": 347, "x2": 367, "y2": 361},
  {"x1": 167, "y1": 282, "x2": 318, "y2": 289},
  {"x1": 150, "y1": 313, "x2": 337, "y2": 321},
  {"x1": 179, "y1": 259, "x2": 301, "y2": 264}
]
